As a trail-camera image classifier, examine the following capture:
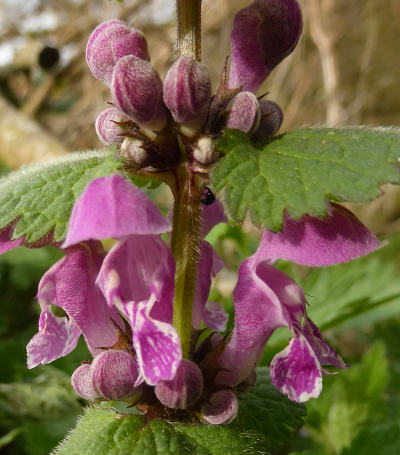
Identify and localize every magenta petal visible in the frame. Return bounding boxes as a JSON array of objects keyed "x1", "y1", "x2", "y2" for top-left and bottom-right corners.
[
  {"x1": 202, "y1": 301, "x2": 228, "y2": 332},
  {"x1": 122, "y1": 298, "x2": 182, "y2": 385},
  {"x1": 28, "y1": 242, "x2": 120, "y2": 361},
  {"x1": 302, "y1": 318, "x2": 347, "y2": 370},
  {"x1": 63, "y1": 174, "x2": 170, "y2": 248},
  {"x1": 256, "y1": 204, "x2": 380, "y2": 267},
  {"x1": 217, "y1": 258, "x2": 288, "y2": 387},
  {"x1": 229, "y1": 0, "x2": 302, "y2": 92},
  {"x1": 0, "y1": 225, "x2": 25, "y2": 254},
  {"x1": 270, "y1": 335, "x2": 322, "y2": 402},
  {"x1": 27, "y1": 309, "x2": 81, "y2": 368},
  {"x1": 96, "y1": 235, "x2": 174, "y2": 318},
  {"x1": 200, "y1": 199, "x2": 228, "y2": 239},
  {"x1": 192, "y1": 241, "x2": 224, "y2": 330}
]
